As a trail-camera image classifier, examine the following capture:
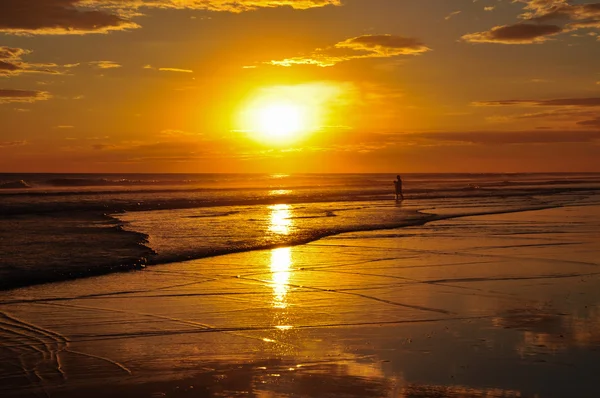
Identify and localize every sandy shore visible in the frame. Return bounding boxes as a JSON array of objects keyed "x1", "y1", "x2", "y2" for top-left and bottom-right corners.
[{"x1": 1, "y1": 204, "x2": 599, "y2": 397}]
